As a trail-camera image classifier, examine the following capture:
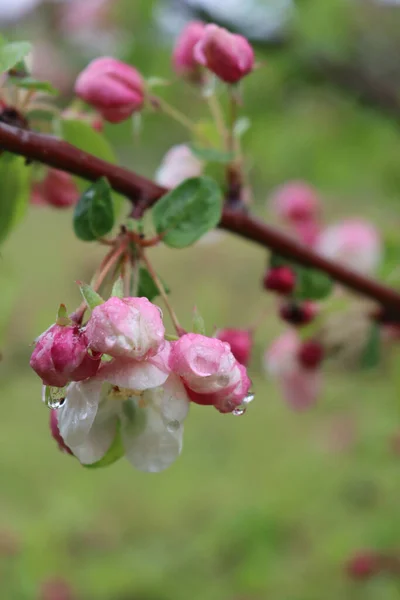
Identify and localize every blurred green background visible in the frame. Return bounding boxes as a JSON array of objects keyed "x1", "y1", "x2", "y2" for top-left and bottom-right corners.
[{"x1": 2, "y1": 1, "x2": 400, "y2": 598}]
